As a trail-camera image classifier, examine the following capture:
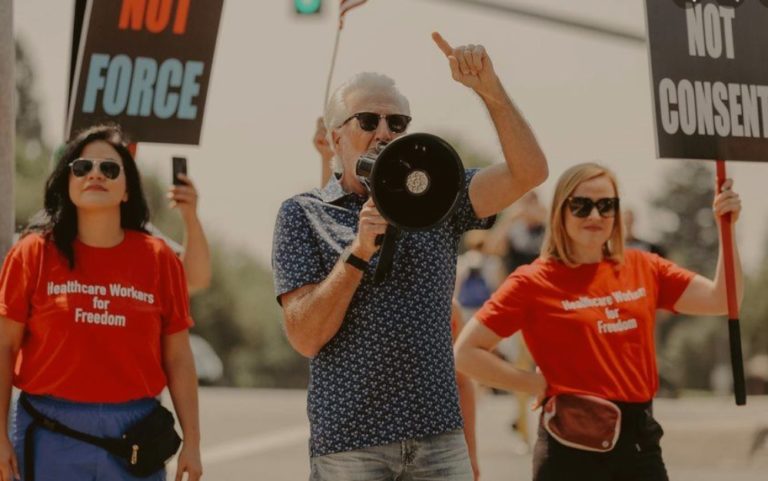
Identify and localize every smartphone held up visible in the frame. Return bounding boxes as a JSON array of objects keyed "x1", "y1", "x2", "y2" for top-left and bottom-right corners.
[{"x1": 172, "y1": 156, "x2": 188, "y2": 185}]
